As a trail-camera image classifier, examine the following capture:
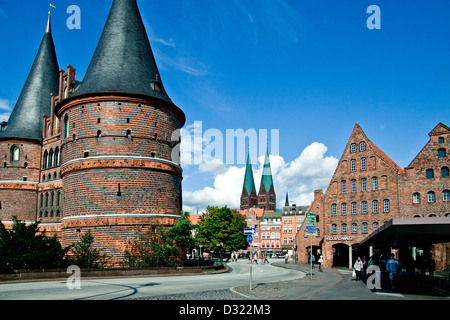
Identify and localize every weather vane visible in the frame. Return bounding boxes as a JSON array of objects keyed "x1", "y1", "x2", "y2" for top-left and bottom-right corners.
[{"x1": 48, "y1": 4, "x2": 56, "y2": 15}]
